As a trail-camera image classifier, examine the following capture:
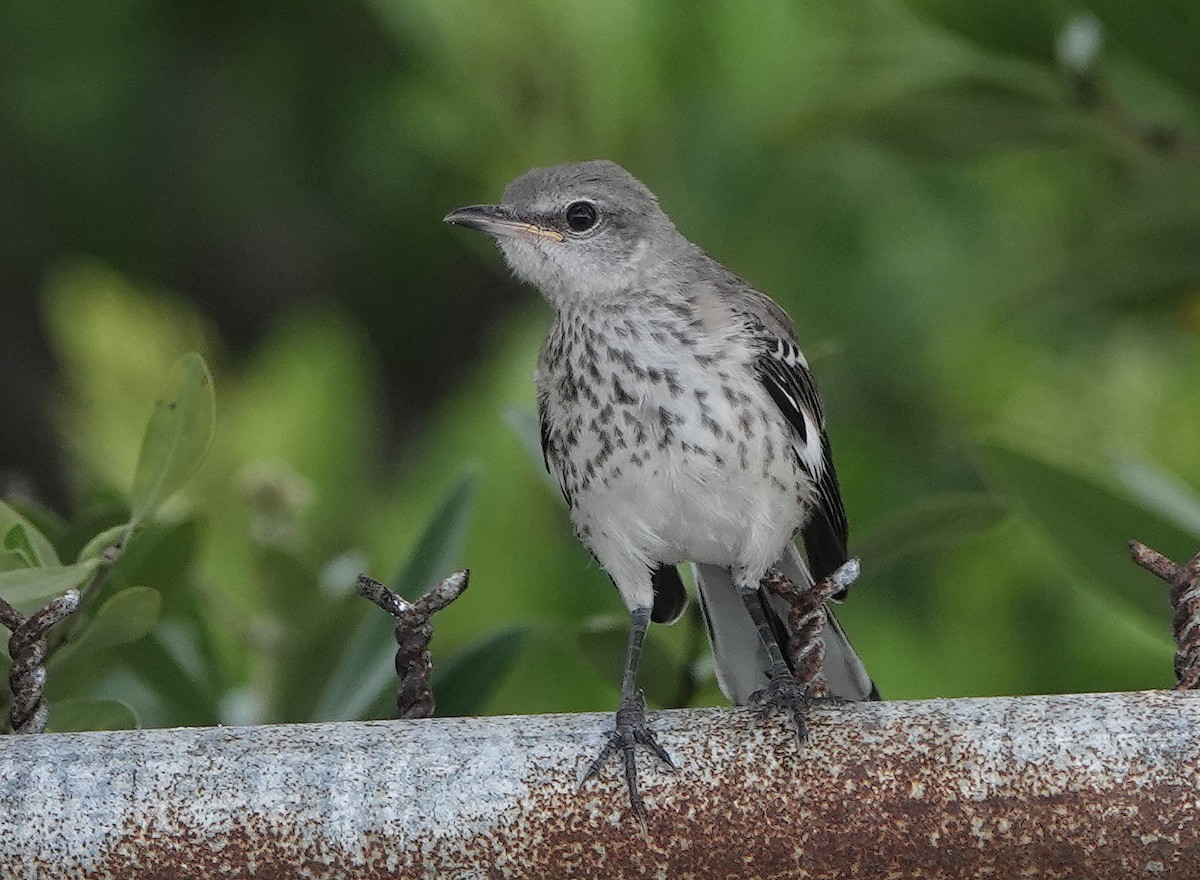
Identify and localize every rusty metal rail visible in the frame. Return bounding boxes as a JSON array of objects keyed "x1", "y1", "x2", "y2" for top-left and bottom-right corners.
[{"x1": 1, "y1": 690, "x2": 1198, "y2": 879}]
